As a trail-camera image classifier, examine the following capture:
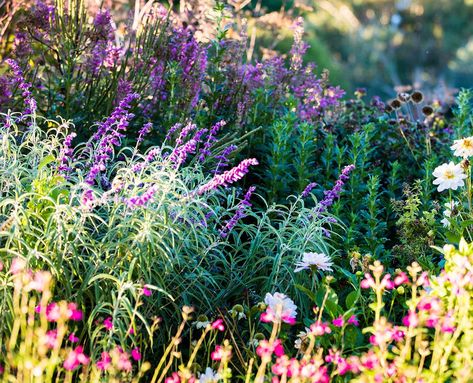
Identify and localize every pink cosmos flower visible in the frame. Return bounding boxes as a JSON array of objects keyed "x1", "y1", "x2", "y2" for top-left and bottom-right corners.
[{"x1": 10, "y1": 258, "x2": 26, "y2": 274}]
